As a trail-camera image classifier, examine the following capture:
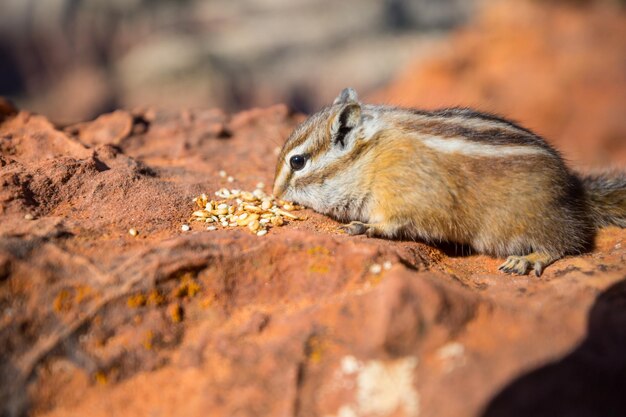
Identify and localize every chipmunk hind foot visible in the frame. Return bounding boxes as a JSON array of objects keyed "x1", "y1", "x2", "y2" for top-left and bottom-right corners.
[{"x1": 498, "y1": 252, "x2": 557, "y2": 277}]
